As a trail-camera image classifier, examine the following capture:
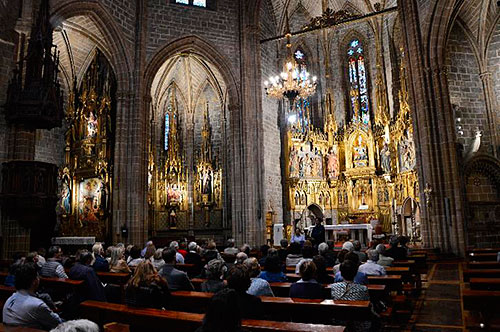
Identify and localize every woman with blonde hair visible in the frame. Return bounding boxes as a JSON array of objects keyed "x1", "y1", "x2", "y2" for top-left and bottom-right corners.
[
  {"x1": 125, "y1": 260, "x2": 170, "y2": 309},
  {"x1": 109, "y1": 246, "x2": 131, "y2": 273}
]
